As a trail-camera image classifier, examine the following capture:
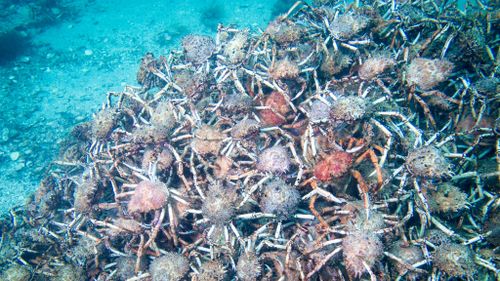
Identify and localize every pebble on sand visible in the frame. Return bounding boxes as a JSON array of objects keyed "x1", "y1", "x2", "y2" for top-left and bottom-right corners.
[{"x1": 10, "y1": 152, "x2": 20, "y2": 161}]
